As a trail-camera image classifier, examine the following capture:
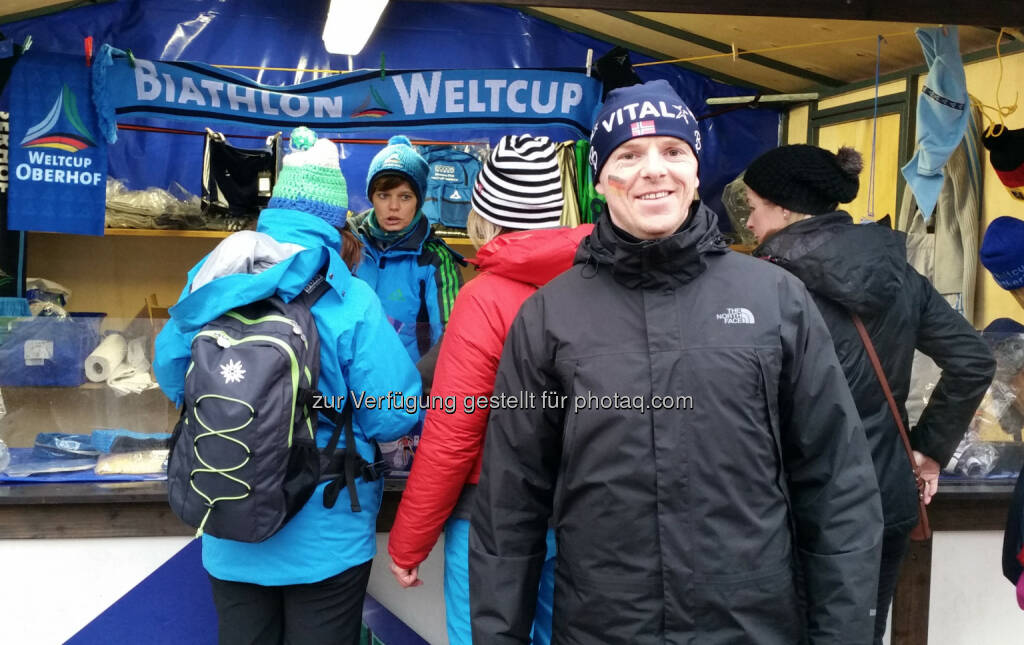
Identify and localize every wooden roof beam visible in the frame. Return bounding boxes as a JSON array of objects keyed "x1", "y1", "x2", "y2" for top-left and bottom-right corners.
[{"x1": 422, "y1": 1, "x2": 1021, "y2": 29}]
